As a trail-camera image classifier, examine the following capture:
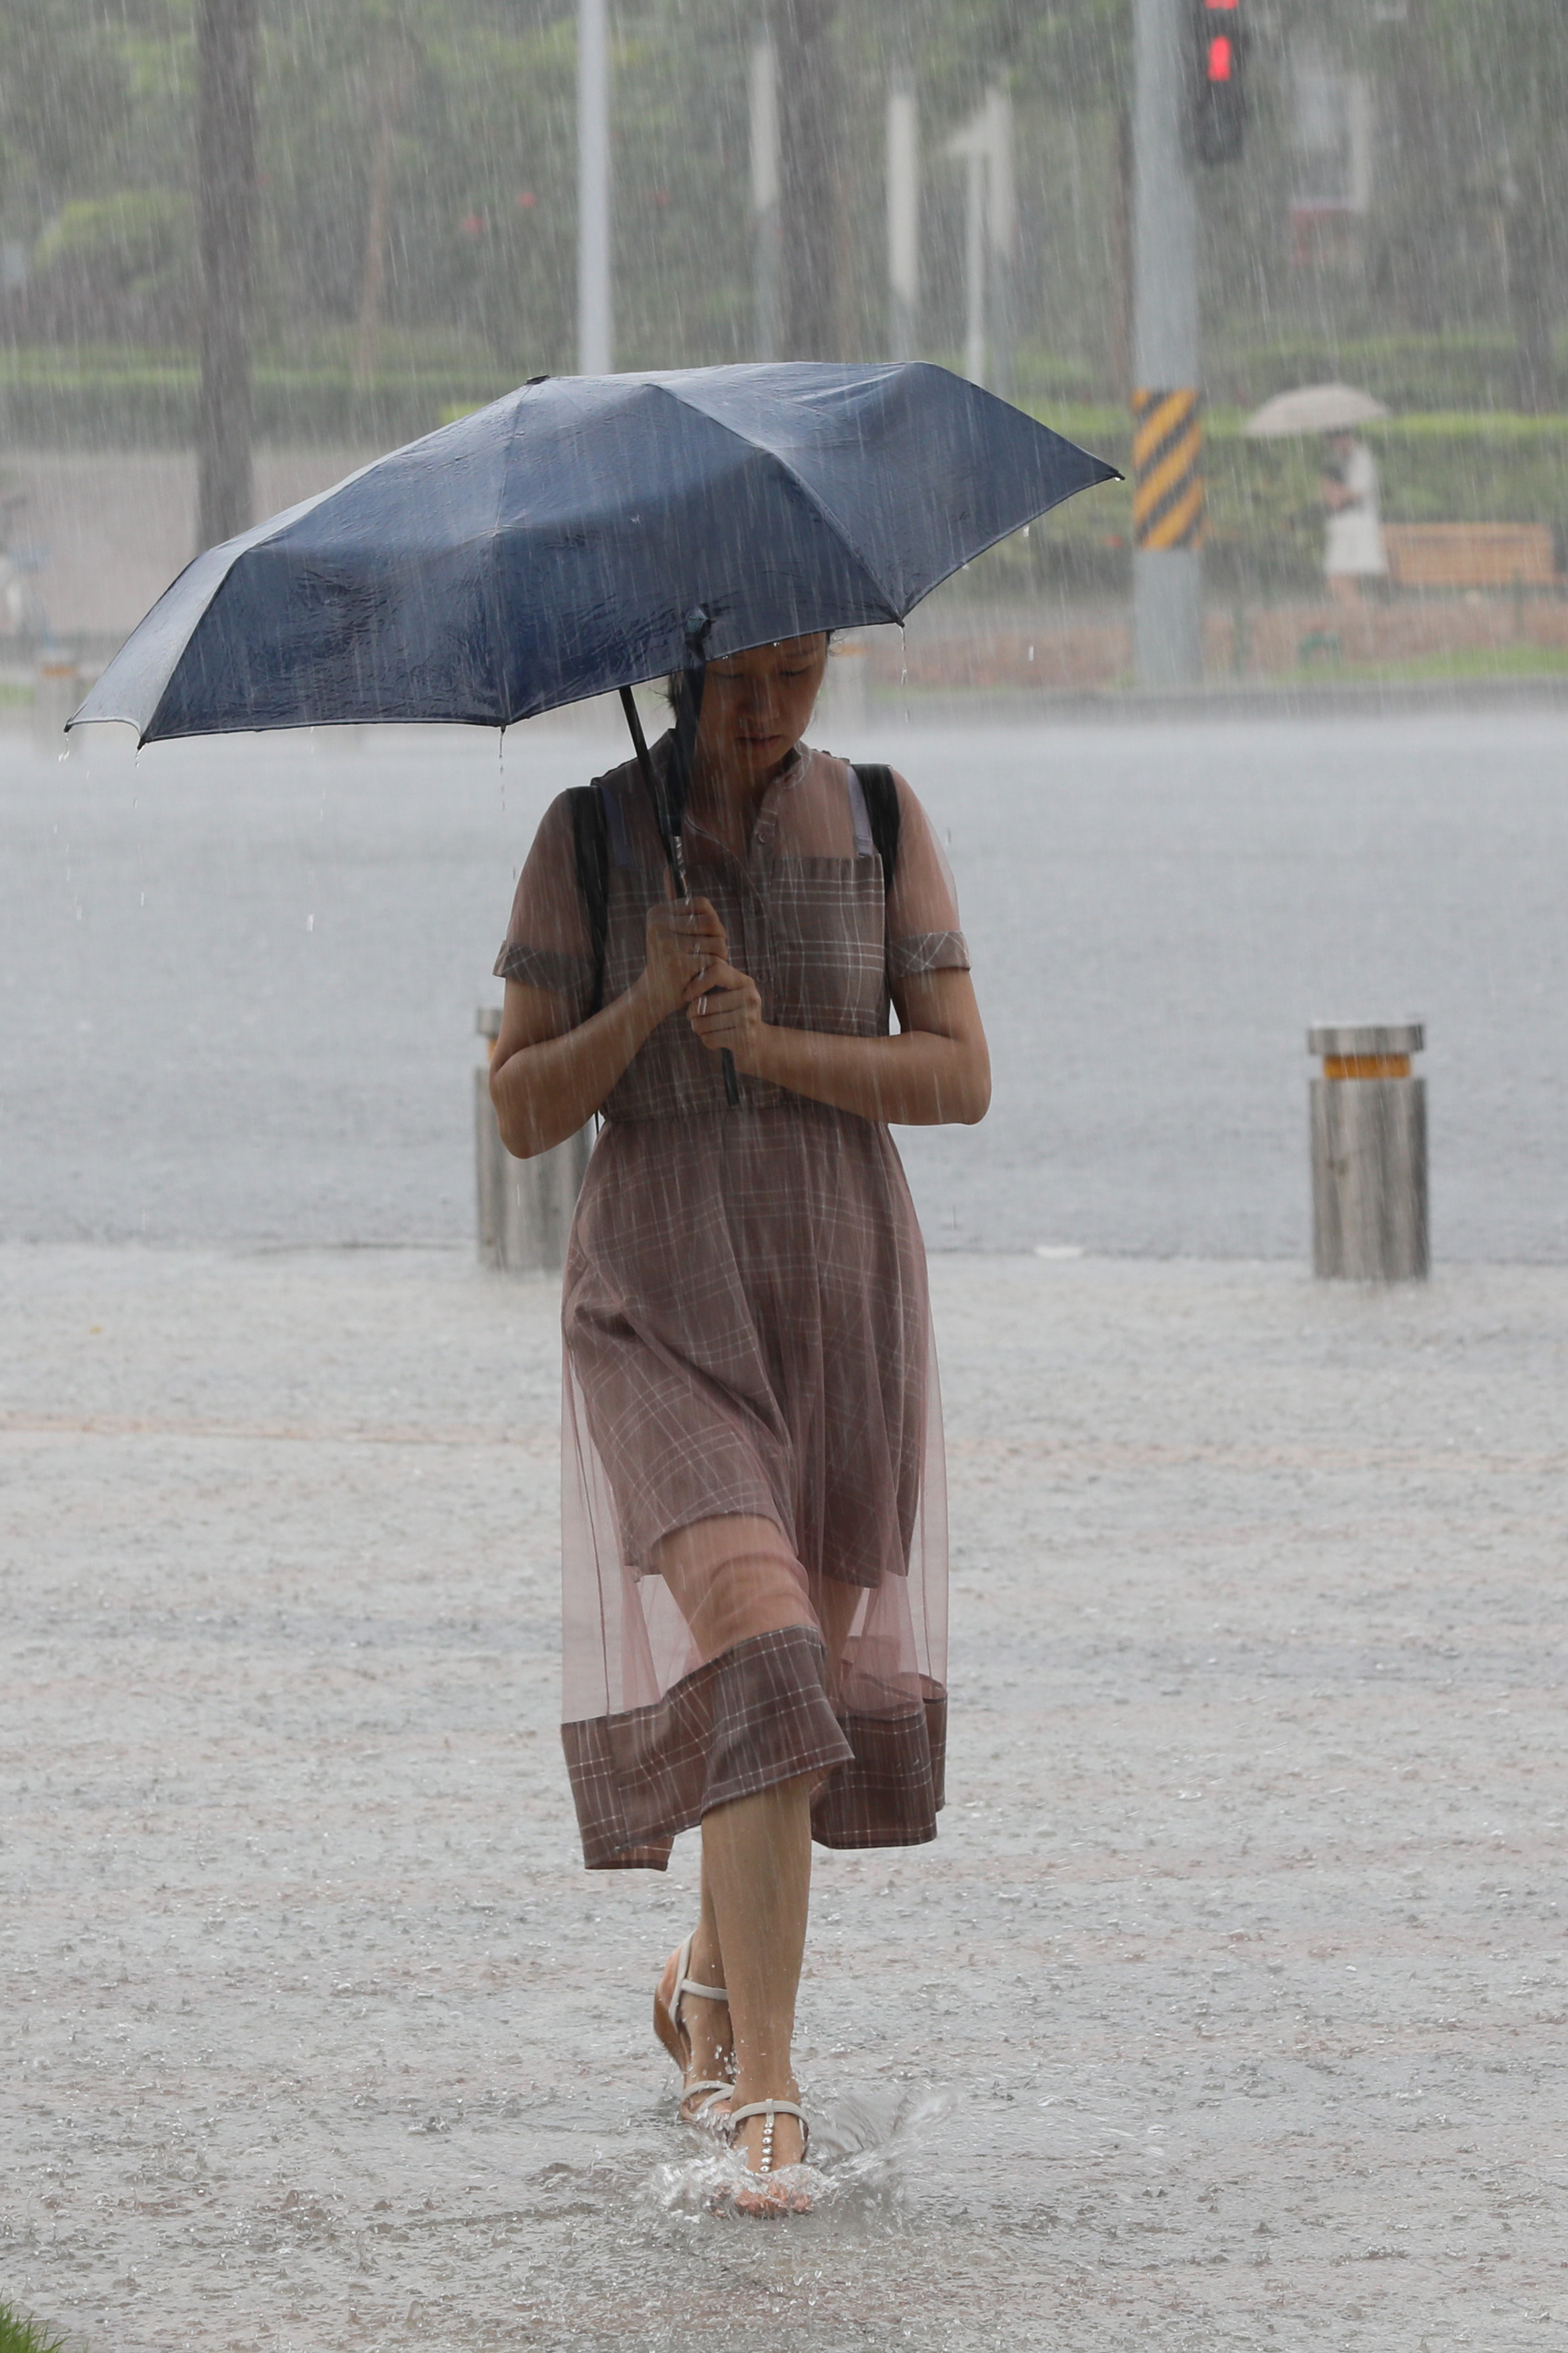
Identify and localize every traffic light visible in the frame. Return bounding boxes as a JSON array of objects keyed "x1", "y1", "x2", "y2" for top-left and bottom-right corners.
[{"x1": 1191, "y1": 0, "x2": 1247, "y2": 166}]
